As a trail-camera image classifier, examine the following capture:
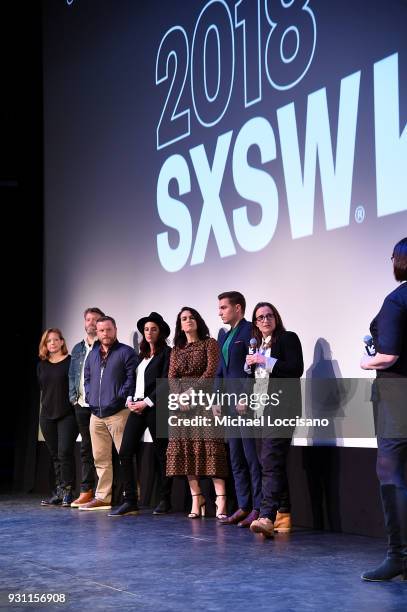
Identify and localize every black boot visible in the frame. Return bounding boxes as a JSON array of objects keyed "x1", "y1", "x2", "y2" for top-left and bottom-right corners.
[
  {"x1": 61, "y1": 487, "x2": 75, "y2": 507},
  {"x1": 108, "y1": 489, "x2": 139, "y2": 517},
  {"x1": 41, "y1": 486, "x2": 63, "y2": 506},
  {"x1": 153, "y1": 498, "x2": 172, "y2": 514},
  {"x1": 153, "y1": 472, "x2": 173, "y2": 514},
  {"x1": 361, "y1": 557, "x2": 406, "y2": 581},
  {"x1": 362, "y1": 484, "x2": 407, "y2": 581}
]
